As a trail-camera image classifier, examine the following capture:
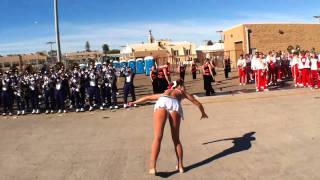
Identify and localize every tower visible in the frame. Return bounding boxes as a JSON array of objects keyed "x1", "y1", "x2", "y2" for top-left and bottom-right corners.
[{"x1": 148, "y1": 30, "x2": 155, "y2": 43}]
